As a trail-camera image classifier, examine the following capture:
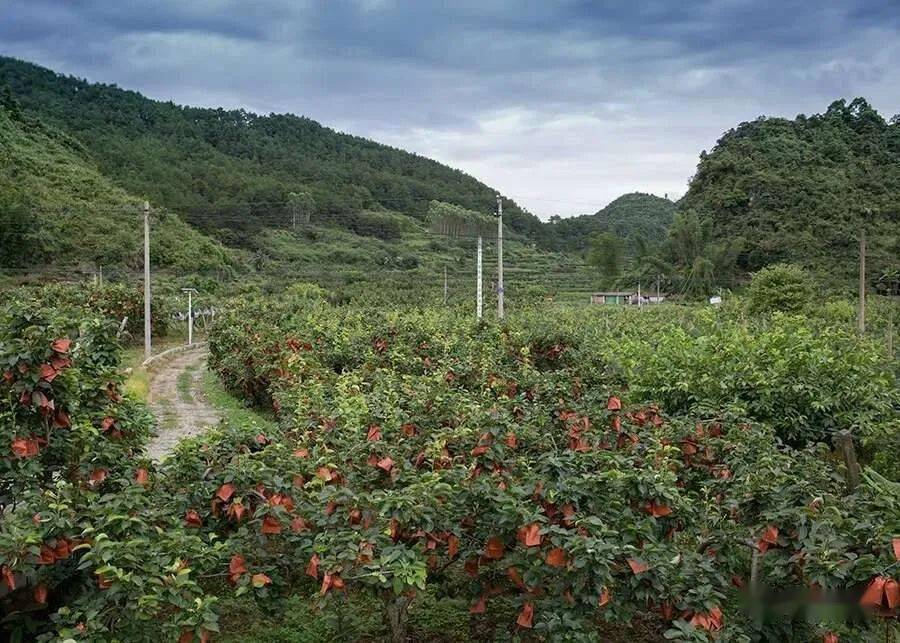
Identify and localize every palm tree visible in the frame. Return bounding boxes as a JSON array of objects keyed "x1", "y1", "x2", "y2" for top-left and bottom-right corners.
[{"x1": 655, "y1": 211, "x2": 744, "y2": 298}]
